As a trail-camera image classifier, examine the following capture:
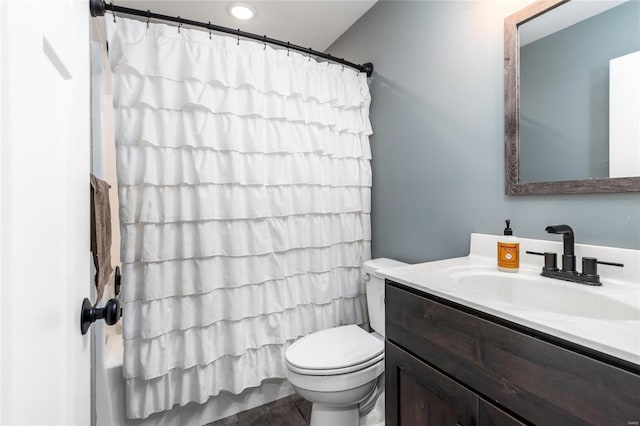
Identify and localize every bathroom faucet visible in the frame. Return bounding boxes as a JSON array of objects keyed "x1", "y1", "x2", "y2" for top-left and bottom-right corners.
[
  {"x1": 526, "y1": 224, "x2": 624, "y2": 286},
  {"x1": 545, "y1": 224, "x2": 576, "y2": 273}
]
